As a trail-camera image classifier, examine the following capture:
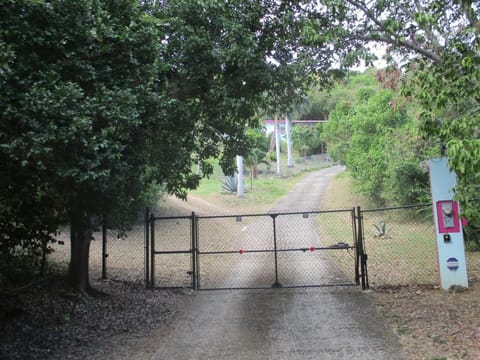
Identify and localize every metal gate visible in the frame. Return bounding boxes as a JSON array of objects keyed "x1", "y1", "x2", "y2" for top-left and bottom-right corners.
[{"x1": 145, "y1": 208, "x2": 367, "y2": 290}]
